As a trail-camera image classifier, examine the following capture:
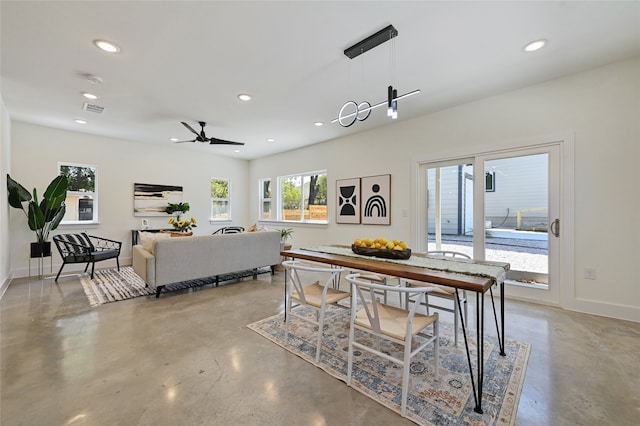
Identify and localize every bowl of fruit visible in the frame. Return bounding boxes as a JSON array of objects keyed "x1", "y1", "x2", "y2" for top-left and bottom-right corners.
[{"x1": 351, "y1": 237, "x2": 411, "y2": 260}]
